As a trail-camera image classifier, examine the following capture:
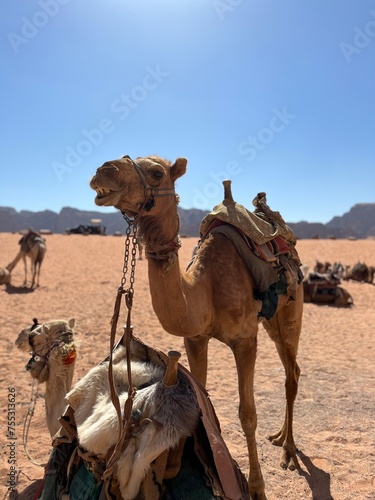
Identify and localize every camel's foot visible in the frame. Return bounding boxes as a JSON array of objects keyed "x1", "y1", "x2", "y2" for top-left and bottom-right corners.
[
  {"x1": 249, "y1": 478, "x2": 268, "y2": 500},
  {"x1": 280, "y1": 447, "x2": 298, "y2": 471},
  {"x1": 249, "y1": 488, "x2": 268, "y2": 500},
  {"x1": 249, "y1": 486, "x2": 268, "y2": 500},
  {"x1": 267, "y1": 428, "x2": 286, "y2": 447},
  {"x1": 268, "y1": 430, "x2": 298, "y2": 471}
]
